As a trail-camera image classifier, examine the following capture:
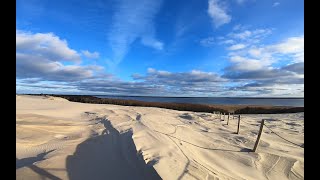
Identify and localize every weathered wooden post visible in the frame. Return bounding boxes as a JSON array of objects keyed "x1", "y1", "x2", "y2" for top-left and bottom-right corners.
[
  {"x1": 253, "y1": 119, "x2": 265, "y2": 152},
  {"x1": 236, "y1": 115, "x2": 241, "y2": 134},
  {"x1": 223, "y1": 112, "x2": 225, "y2": 121},
  {"x1": 227, "y1": 113, "x2": 229, "y2": 125}
]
